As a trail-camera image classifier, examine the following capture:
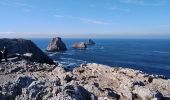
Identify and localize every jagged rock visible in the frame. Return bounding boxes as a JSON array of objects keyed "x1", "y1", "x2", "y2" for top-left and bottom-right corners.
[
  {"x1": 64, "y1": 74, "x2": 73, "y2": 83},
  {"x1": 83, "y1": 84, "x2": 104, "y2": 97},
  {"x1": 85, "y1": 39, "x2": 95, "y2": 45},
  {"x1": 132, "y1": 86, "x2": 163, "y2": 99},
  {"x1": 0, "y1": 38, "x2": 54, "y2": 64},
  {"x1": 0, "y1": 60, "x2": 57, "y2": 74},
  {"x1": 119, "y1": 84, "x2": 133, "y2": 99},
  {"x1": 0, "y1": 62, "x2": 170, "y2": 100},
  {"x1": 148, "y1": 76, "x2": 154, "y2": 83},
  {"x1": 17, "y1": 76, "x2": 35, "y2": 88},
  {"x1": 152, "y1": 79, "x2": 170, "y2": 91},
  {"x1": 72, "y1": 42, "x2": 87, "y2": 49},
  {"x1": 132, "y1": 81, "x2": 145, "y2": 86},
  {"x1": 104, "y1": 88, "x2": 120, "y2": 99},
  {"x1": 0, "y1": 82, "x2": 22, "y2": 100},
  {"x1": 0, "y1": 67, "x2": 5, "y2": 72},
  {"x1": 57, "y1": 85, "x2": 97, "y2": 100},
  {"x1": 27, "y1": 80, "x2": 49, "y2": 99},
  {"x1": 47, "y1": 37, "x2": 67, "y2": 52},
  {"x1": 10, "y1": 67, "x2": 24, "y2": 73}
]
